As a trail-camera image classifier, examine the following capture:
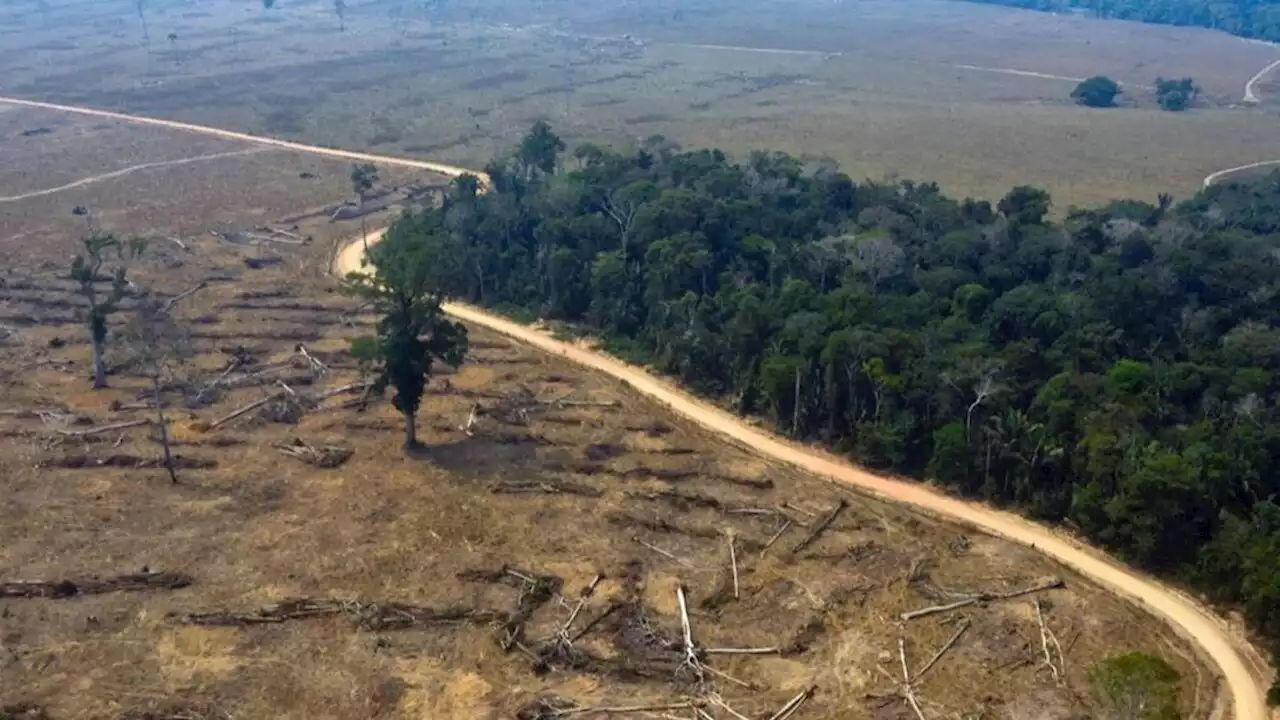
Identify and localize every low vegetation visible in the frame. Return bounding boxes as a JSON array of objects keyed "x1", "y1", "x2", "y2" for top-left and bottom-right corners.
[{"x1": 384, "y1": 123, "x2": 1280, "y2": 703}]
